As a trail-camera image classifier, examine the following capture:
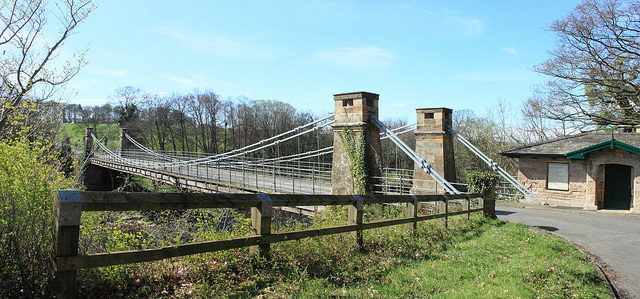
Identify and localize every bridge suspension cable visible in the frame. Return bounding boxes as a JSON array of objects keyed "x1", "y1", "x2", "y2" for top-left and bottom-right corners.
[
  {"x1": 380, "y1": 123, "x2": 416, "y2": 139},
  {"x1": 91, "y1": 114, "x2": 420, "y2": 185},
  {"x1": 368, "y1": 113, "x2": 460, "y2": 194},
  {"x1": 445, "y1": 125, "x2": 545, "y2": 205},
  {"x1": 104, "y1": 114, "x2": 336, "y2": 169},
  {"x1": 124, "y1": 133, "x2": 177, "y2": 162}
]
